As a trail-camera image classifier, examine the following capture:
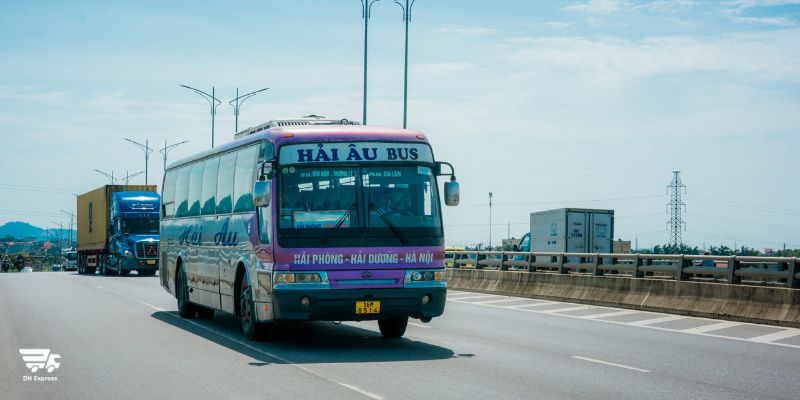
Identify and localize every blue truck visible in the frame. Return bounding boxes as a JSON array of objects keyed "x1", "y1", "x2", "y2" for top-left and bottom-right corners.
[{"x1": 76, "y1": 185, "x2": 160, "y2": 276}]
